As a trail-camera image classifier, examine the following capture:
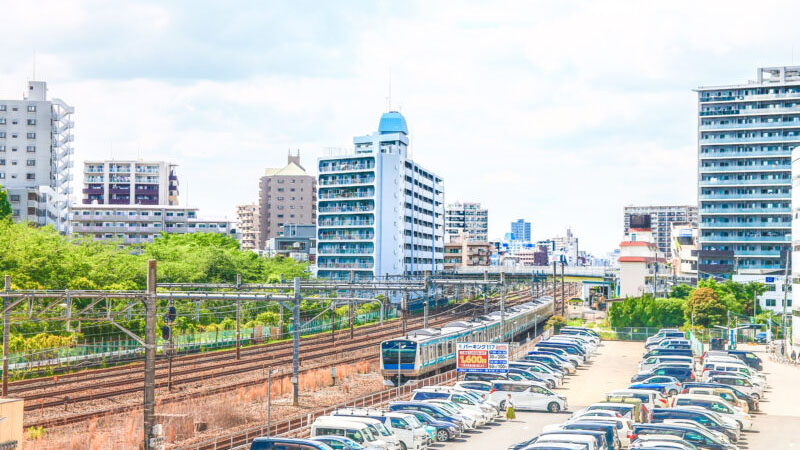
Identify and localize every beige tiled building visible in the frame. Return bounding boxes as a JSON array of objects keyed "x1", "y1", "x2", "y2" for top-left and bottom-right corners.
[
  {"x1": 236, "y1": 203, "x2": 260, "y2": 251},
  {"x1": 443, "y1": 231, "x2": 492, "y2": 270},
  {"x1": 258, "y1": 152, "x2": 317, "y2": 249}
]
